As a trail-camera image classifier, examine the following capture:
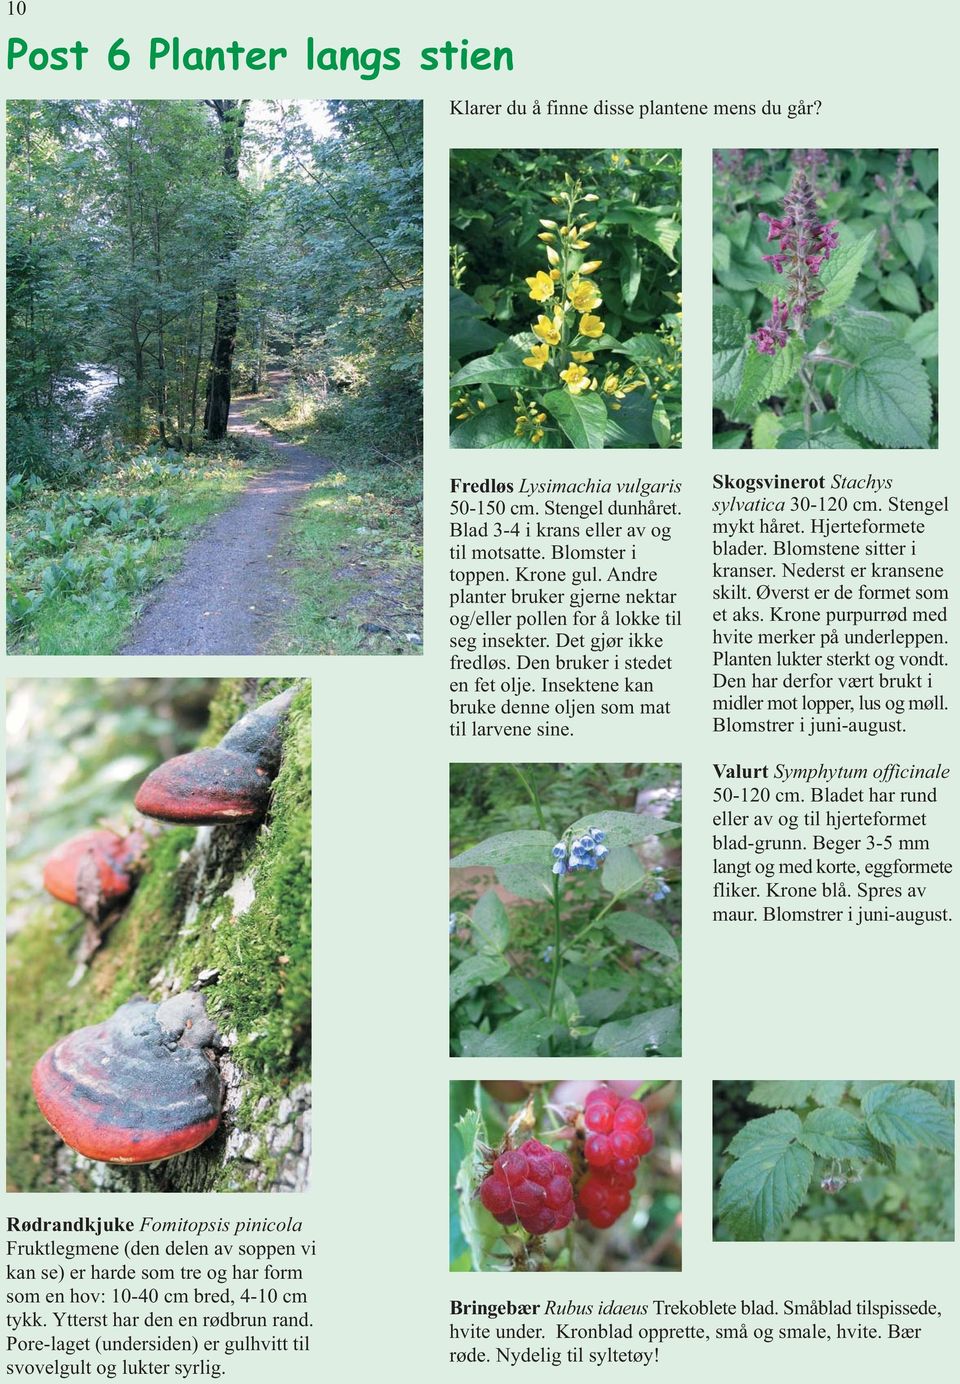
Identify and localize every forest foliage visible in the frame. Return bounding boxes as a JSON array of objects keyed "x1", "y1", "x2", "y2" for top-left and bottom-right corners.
[{"x1": 6, "y1": 99, "x2": 423, "y2": 649}]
